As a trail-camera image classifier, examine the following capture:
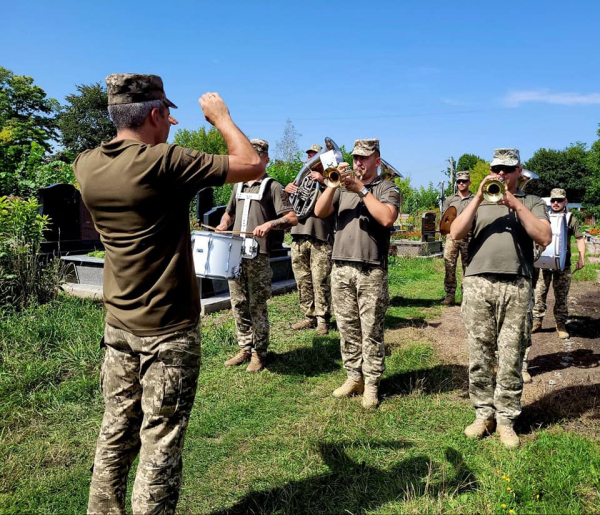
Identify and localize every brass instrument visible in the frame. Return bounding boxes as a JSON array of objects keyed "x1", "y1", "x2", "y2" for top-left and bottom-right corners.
[
  {"x1": 379, "y1": 159, "x2": 403, "y2": 181},
  {"x1": 518, "y1": 169, "x2": 539, "y2": 191},
  {"x1": 289, "y1": 137, "x2": 343, "y2": 220},
  {"x1": 483, "y1": 176, "x2": 506, "y2": 202},
  {"x1": 323, "y1": 165, "x2": 363, "y2": 189}
]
